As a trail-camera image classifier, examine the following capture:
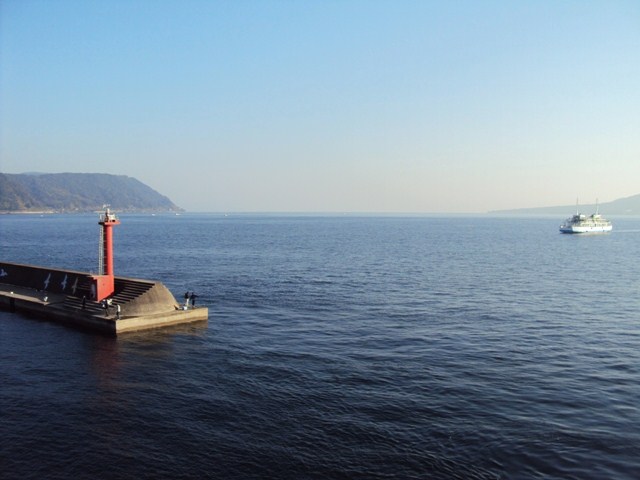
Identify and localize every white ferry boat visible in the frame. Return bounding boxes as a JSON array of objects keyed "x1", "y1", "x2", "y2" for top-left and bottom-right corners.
[{"x1": 559, "y1": 203, "x2": 612, "y2": 234}]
